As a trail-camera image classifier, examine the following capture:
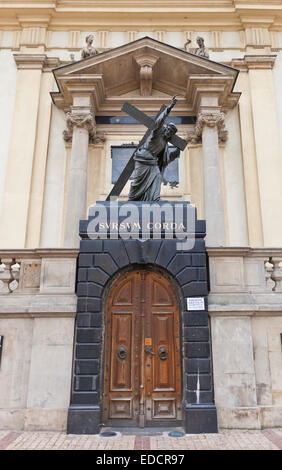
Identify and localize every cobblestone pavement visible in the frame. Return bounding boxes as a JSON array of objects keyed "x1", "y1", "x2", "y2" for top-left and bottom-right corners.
[{"x1": 0, "y1": 428, "x2": 281, "y2": 450}]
